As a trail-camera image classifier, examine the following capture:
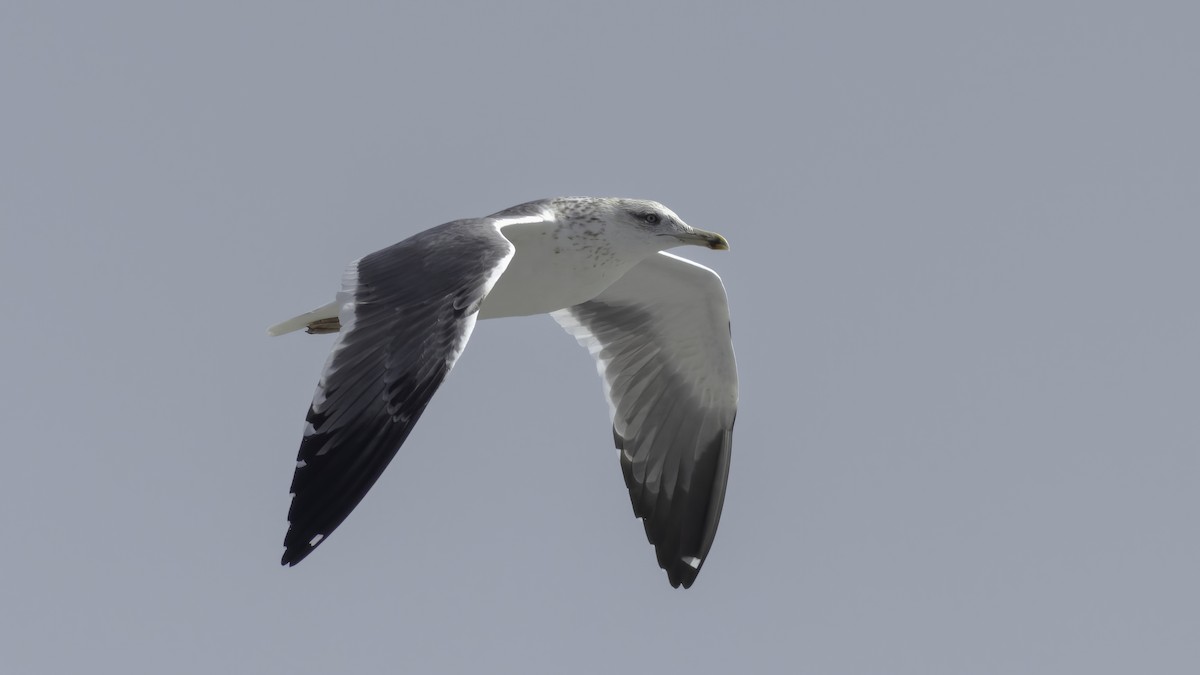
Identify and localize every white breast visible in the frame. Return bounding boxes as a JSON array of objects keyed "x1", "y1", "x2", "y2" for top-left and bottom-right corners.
[{"x1": 477, "y1": 219, "x2": 646, "y2": 319}]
